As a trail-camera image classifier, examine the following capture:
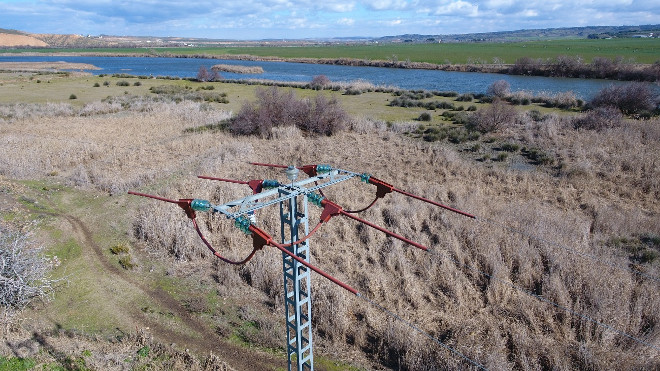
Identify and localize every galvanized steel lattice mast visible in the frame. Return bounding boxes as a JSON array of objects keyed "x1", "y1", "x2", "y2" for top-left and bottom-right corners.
[{"x1": 280, "y1": 166, "x2": 313, "y2": 370}]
